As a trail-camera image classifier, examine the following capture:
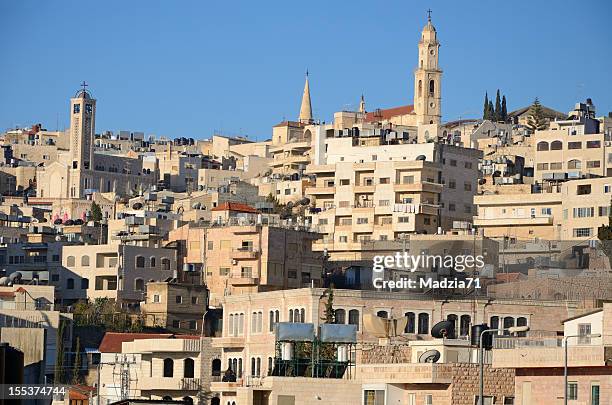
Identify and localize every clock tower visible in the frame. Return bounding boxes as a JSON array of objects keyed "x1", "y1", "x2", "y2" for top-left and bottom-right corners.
[{"x1": 413, "y1": 12, "x2": 442, "y2": 125}]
